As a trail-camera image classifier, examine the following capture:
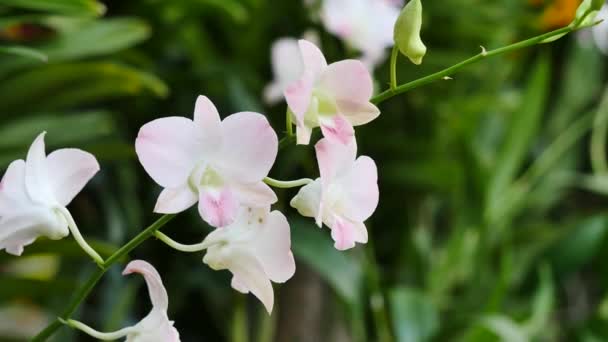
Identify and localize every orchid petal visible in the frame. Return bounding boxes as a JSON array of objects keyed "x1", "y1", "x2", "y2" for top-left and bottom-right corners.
[
  {"x1": 136, "y1": 117, "x2": 200, "y2": 188},
  {"x1": 252, "y1": 211, "x2": 296, "y2": 283},
  {"x1": 315, "y1": 138, "x2": 357, "y2": 187},
  {"x1": 290, "y1": 179, "x2": 322, "y2": 222},
  {"x1": 198, "y1": 187, "x2": 239, "y2": 228},
  {"x1": 318, "y1": 59, "x2": 374, "y2": 103},
  {"x1": 0, "y1": 160, "x2": 28, "y2": 213},
  {"x1": 284, "y1": 72, "x2": 314, "y2": 123},
  {"x1": 123, "y1": 260, "x2": 169, "y2": 311},
  {"x1": 154, "y1": 184, "x2": 198, "y2": 214},
  {"x1": 340, "y1": 156, "x2": 379, "y2": 222},
  {"x1": 232, "y1": 181, "x2": 277, "y2": 208},
  {"x1": 298, "y1": 39, "x2": 328, "y2": 80},
  {"x1": 335, "y1": 99, "x2": 380, "y2": 126},
  {"x1": 319, "y1": 114, "x2": 355, "y2": 145},
  {"x1": 329, "y1": 216, "x2": 357, "y2": 251},
  {"x1": 193, "y1": 95, "x2": 222, "y2": 155},
  {"x1": 295, "y1": 122, "x2": 314, "y2": 145},
  {"x1": 25, "y1": 132, "x2": 54, "y2": 205},
  {"x1": 217, "y1": 112, "x2": 278, "y2": 183},
  {"x1": 228, "y1": 252, "x2": 275, "y2": 314},
  {"x1": 46, "y1": 149, "x2": 99, "y2": 207},
  {"x1": 0, "y1": 208, "x2": 67, "y2": 255}
]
